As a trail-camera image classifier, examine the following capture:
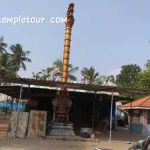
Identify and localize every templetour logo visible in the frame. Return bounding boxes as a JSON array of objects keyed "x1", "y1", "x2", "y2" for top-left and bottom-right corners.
[{"x1": 0, "y1": 16, "x2": 67, "y2": 25}]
